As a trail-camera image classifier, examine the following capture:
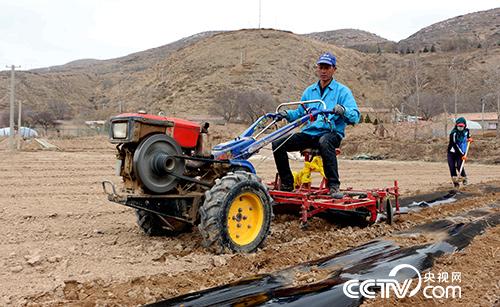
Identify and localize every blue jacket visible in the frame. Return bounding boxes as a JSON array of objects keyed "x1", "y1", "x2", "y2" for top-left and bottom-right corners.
[
  {"x1": 447, "y1": 128, "x2": 470, "y2": 155},
  {"x1": 285, "y1": 79, "x2": 360, "y2": 138}
]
